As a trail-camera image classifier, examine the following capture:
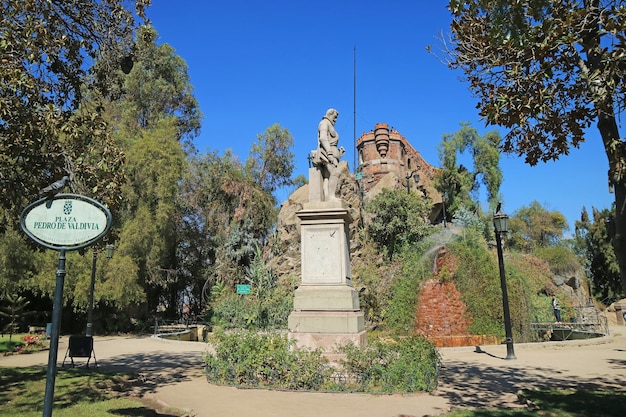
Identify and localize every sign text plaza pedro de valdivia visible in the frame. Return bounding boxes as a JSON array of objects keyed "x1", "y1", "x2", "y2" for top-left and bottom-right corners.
[{"x1": 21, "y1": 194, "x2": 111, "y2": 250}]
